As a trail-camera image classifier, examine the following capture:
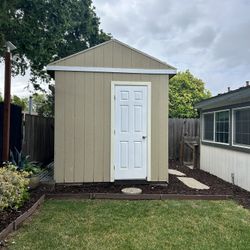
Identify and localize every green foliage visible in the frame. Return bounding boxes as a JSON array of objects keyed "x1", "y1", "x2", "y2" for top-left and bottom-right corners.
[
  {"x1": 0, "y1": 164, "x2": 29, "y2": 211},
  {"x1": 169, "y1": 70, "x2": 211, "y2": 118},
  {"x1": 10, "y1": 148, "x2": 42, "y2": 176},
  {"x1": 12, "y1": 95, "x2": 28, "y2": 110},
  {"x1": 0, "y1": 0, "x2": 111, "y2": 84},
  {"x1": 32, "y1": 91, "x2": 54, "y2": 117},
  {"x1": 0, "y1": 93, "x2": 3, "y2": 102}
]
